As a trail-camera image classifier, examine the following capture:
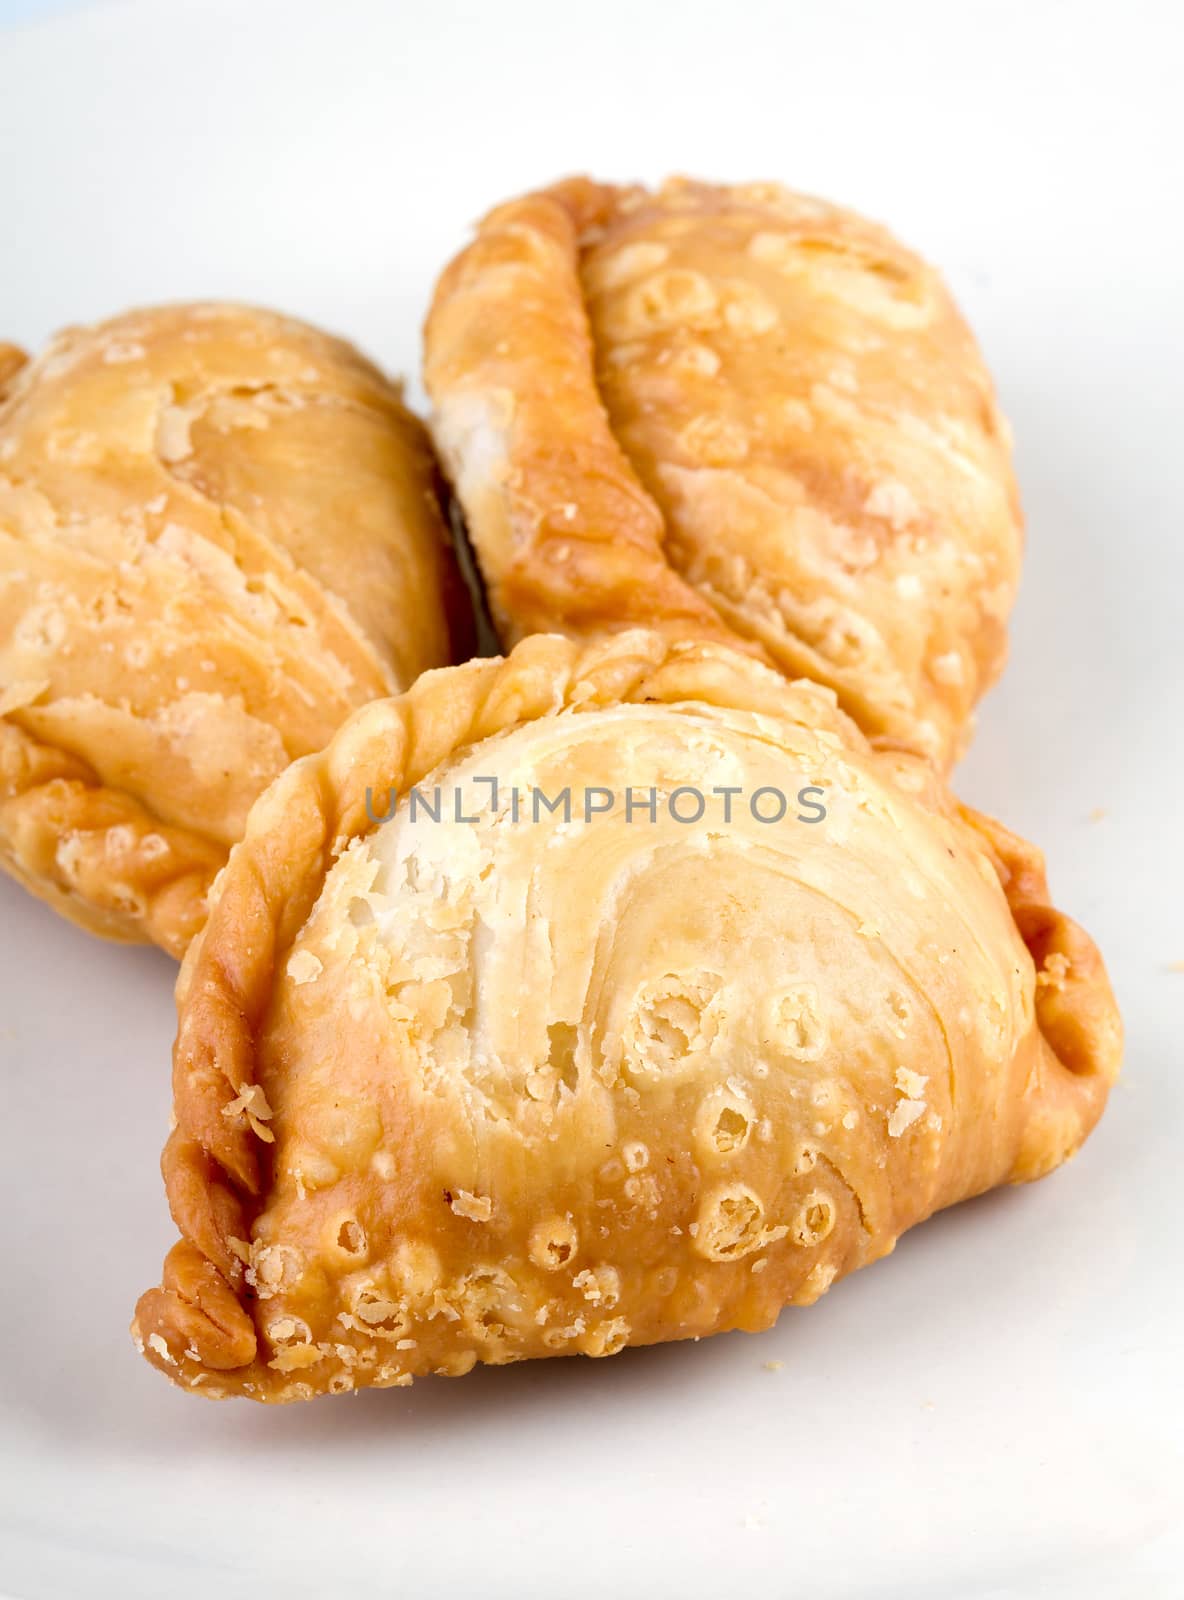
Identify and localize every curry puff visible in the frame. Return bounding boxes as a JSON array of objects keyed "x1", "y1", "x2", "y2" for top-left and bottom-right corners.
[
  {"x1": 0, "y1": 303, "x2": 468, "y2": 956},
  {"x1": 134, "y1": 631, "x2": 1119, "y2": 1402},
  {"x1": 425, "y1": 177, "x2": 1022, "y2": 766}
]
